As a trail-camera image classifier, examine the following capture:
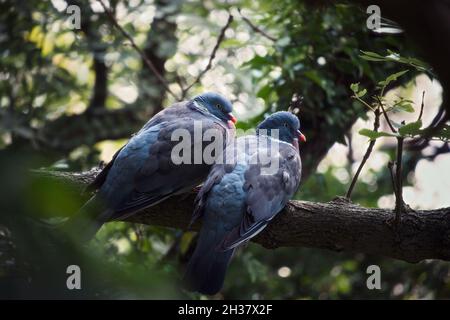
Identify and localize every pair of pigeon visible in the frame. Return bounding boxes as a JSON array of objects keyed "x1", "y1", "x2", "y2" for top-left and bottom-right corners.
[{"x1": 69, "y1": 92, "x2": 305, "y2": 295}]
